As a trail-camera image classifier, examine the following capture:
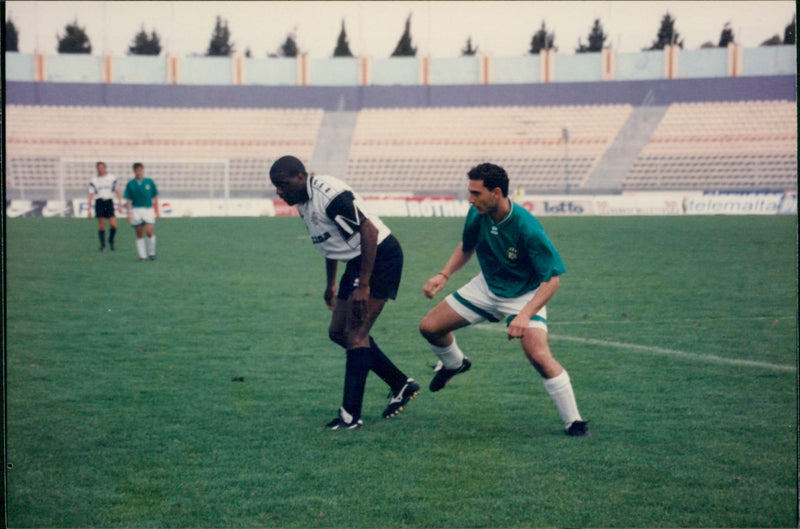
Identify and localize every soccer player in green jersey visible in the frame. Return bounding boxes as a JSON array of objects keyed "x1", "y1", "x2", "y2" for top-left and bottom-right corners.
[
  {"x1": 123, "y1": 162, "x2": 160, "y2": 261},
  {"x1": 419, "y1": 163, "x2": 590, "y2": 437}
]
